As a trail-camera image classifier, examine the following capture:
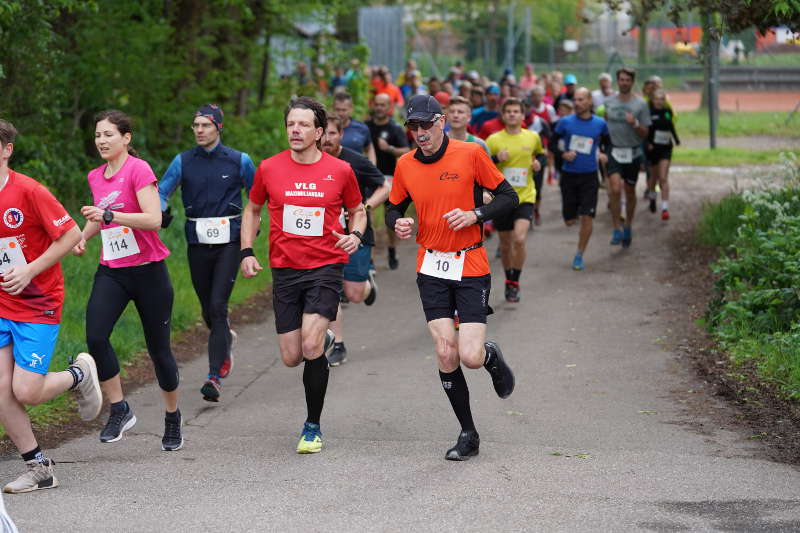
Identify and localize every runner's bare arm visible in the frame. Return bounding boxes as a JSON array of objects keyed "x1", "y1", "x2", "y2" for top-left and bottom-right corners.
[
  {"x1": 80, "y1": 184, "x2": 162, "y2": 231},
  {"x1": 2, "y1": 225, "x2": 81, "y2": 296},
  {"x1": 73, "y1": 220, "x2": 100, "y2": 256},
  {"x1": 365, "y1": 182, "x2": 390, "y2": 208},
  {"x1": 239, "y1": 199, "x2": 263, "y2": 278},
  {"x1": 366, "y1": 142, "x2": 377, "y2": 165}
]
